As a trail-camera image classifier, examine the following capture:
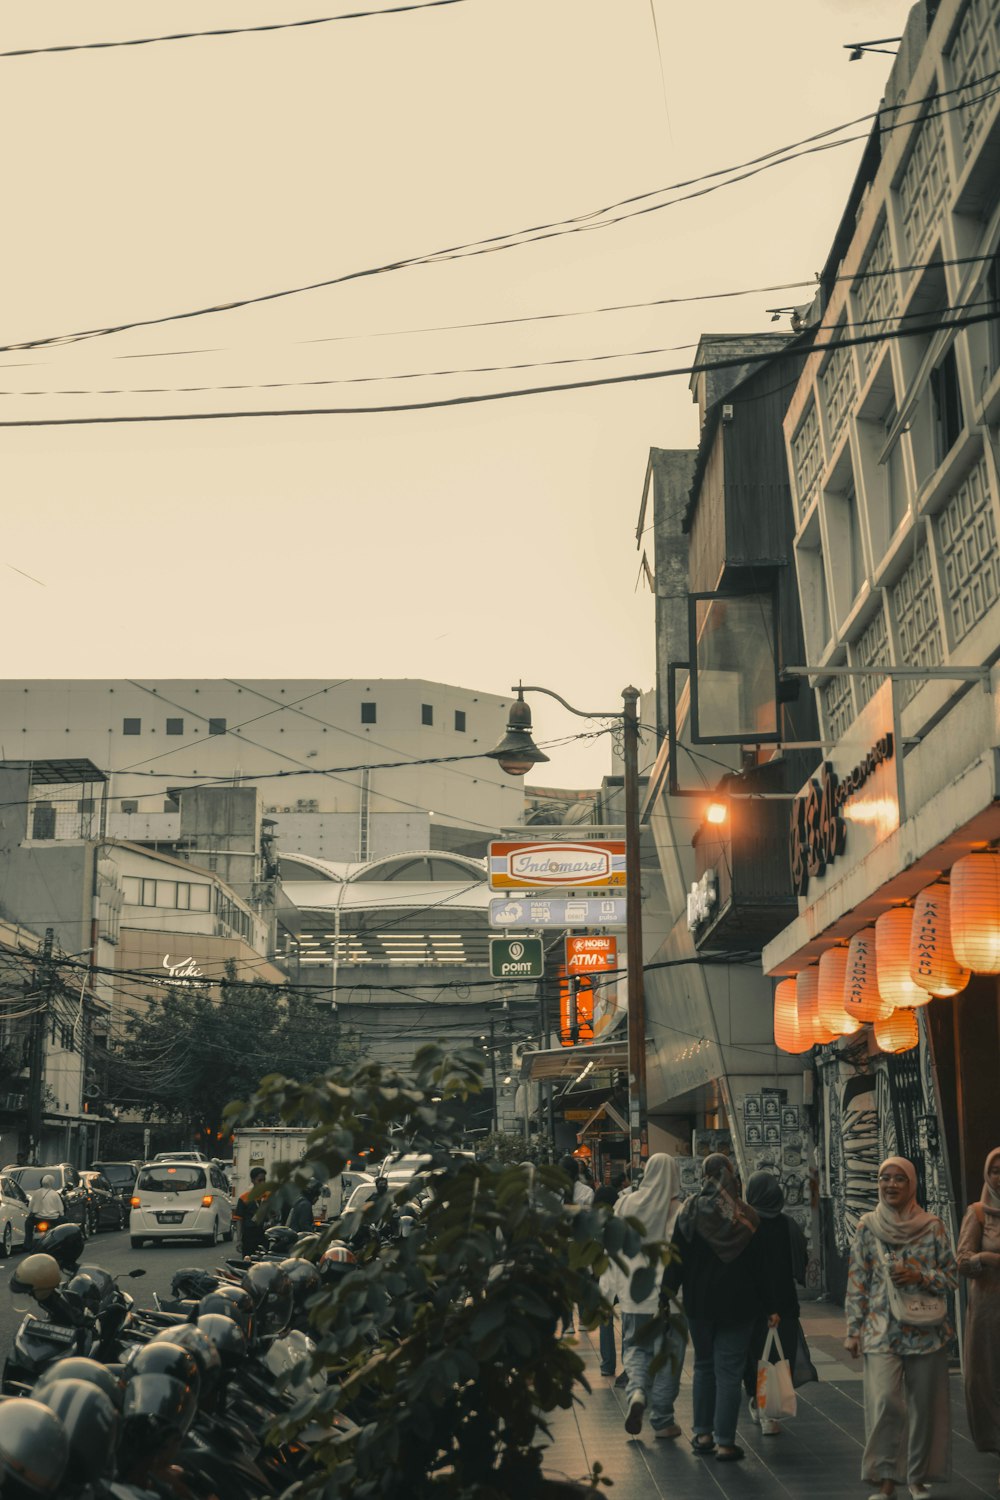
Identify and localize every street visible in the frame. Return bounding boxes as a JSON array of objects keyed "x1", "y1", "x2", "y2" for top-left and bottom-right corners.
[{"x1": 0, "y1": 1226, "x2": 228, "y2": 1362}]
